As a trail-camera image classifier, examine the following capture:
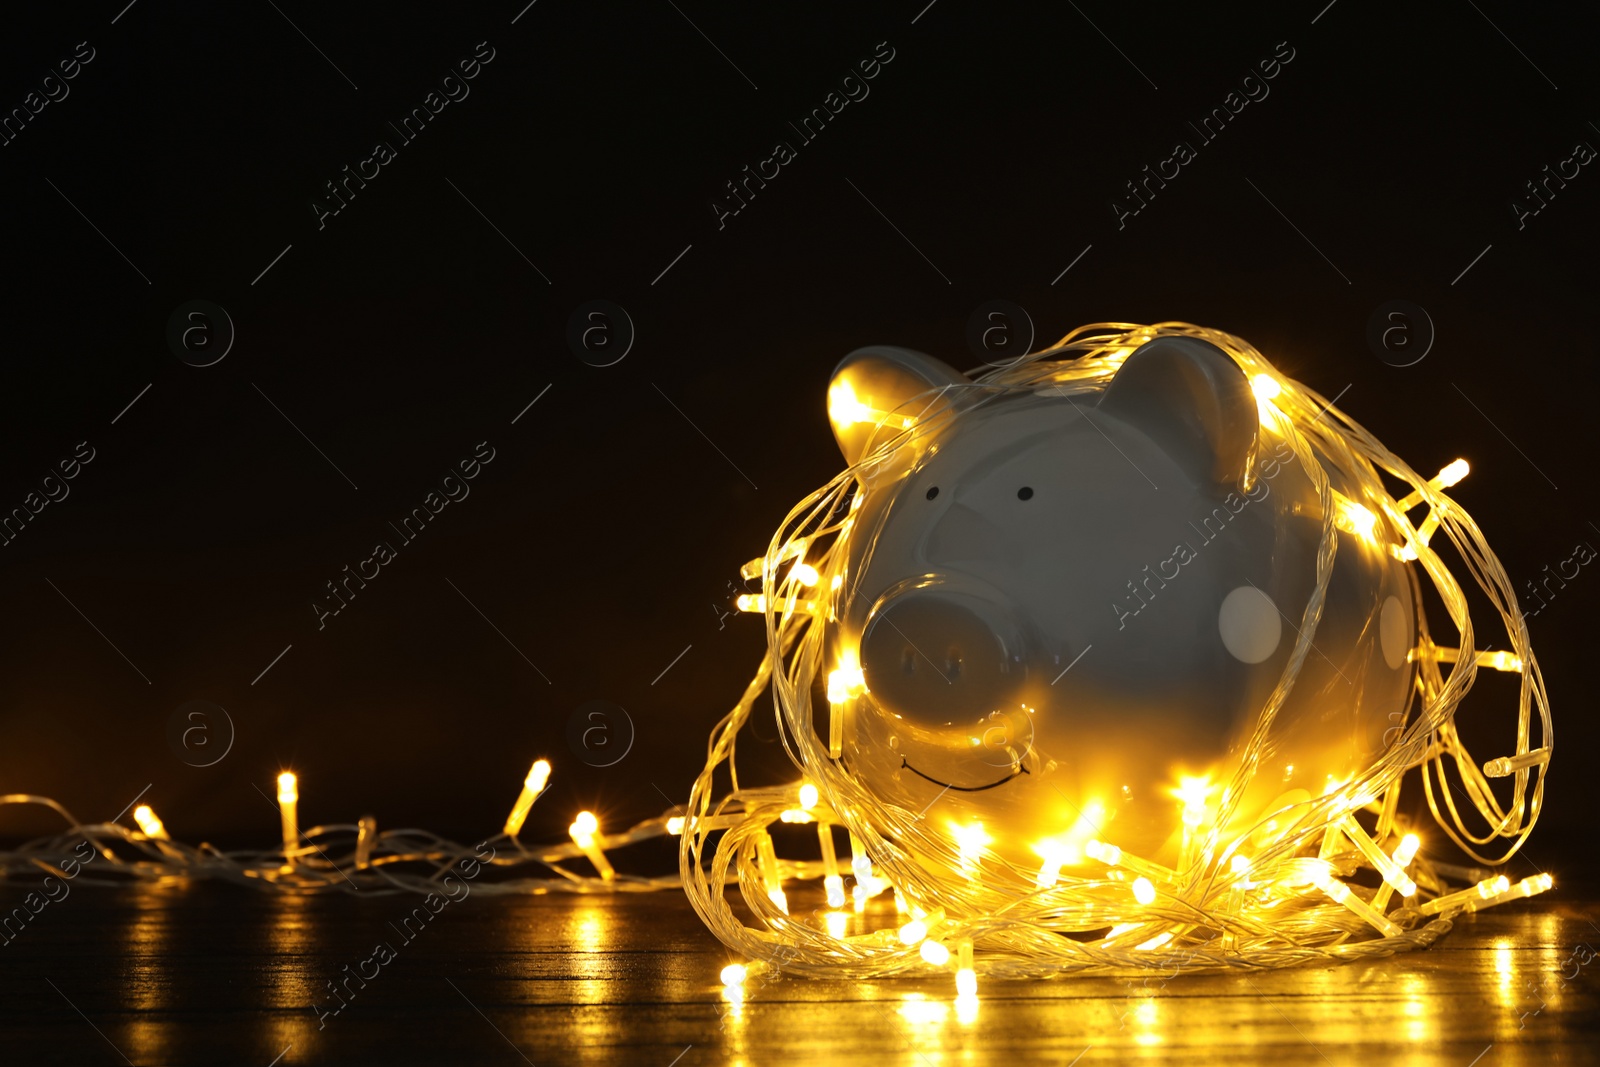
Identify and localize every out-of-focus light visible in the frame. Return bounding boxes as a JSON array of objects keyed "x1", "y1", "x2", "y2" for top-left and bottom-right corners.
[{"x1": 132, "y1": 805, "x2": 168, "y2": 841}]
